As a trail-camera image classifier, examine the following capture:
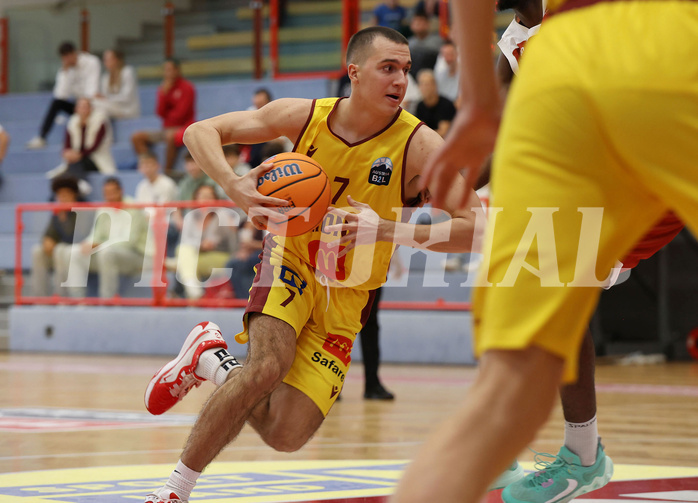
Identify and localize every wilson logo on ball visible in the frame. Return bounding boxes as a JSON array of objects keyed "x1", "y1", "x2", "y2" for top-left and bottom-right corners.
[{"x1": 257, "y1": 162, "x2": 303, "y2": 187}]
